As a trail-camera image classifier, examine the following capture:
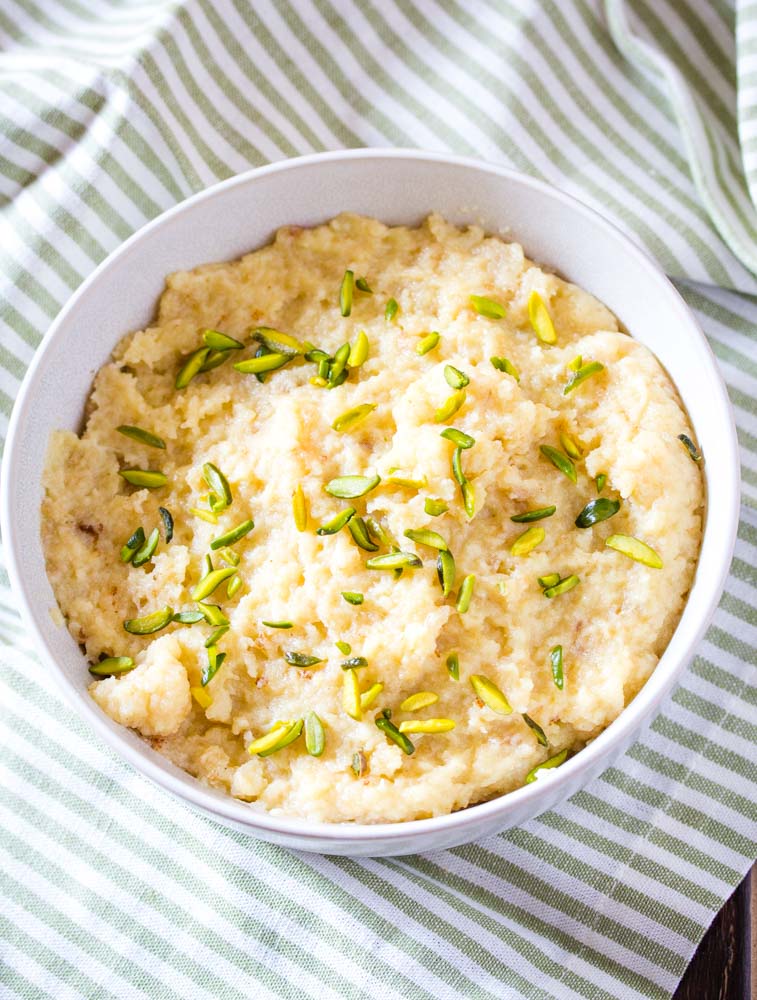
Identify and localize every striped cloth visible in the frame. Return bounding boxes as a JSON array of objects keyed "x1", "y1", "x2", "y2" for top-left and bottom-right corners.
[{"x1": 0, "y1": 2, "x2": 755, "y2": 998}]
